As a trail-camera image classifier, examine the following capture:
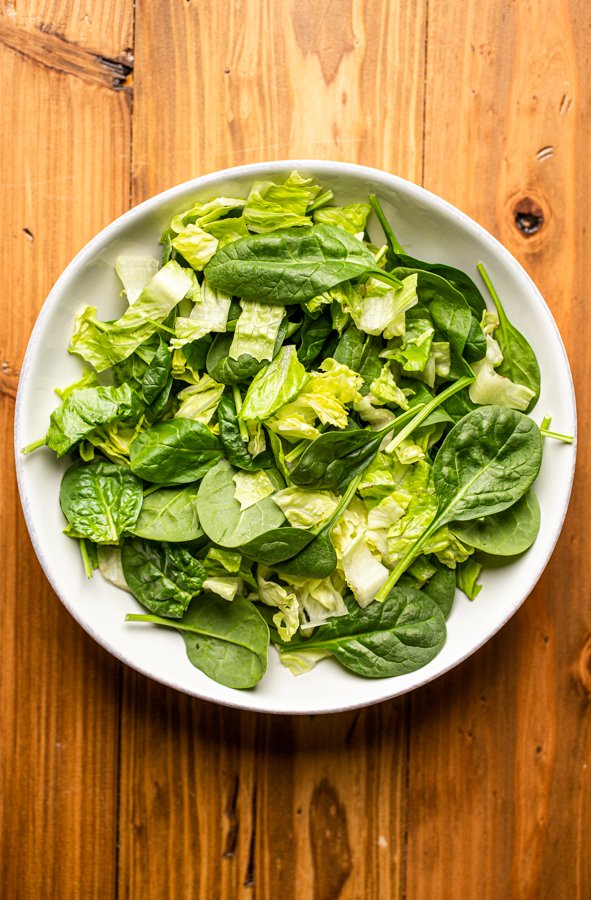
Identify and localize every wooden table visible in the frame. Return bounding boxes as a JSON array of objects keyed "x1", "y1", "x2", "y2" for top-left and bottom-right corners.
[{"x1": 2, "y1": 2, "x2": 590, "y2": 897}]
